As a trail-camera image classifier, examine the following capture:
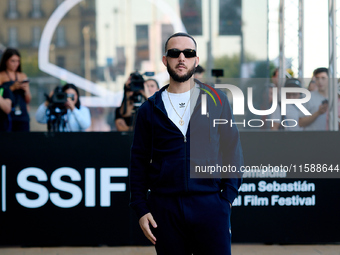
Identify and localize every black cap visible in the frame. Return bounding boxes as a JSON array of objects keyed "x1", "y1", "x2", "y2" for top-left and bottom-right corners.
[{"x1": 284, "y1": 78, "x2": 301, "y2": 88}]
